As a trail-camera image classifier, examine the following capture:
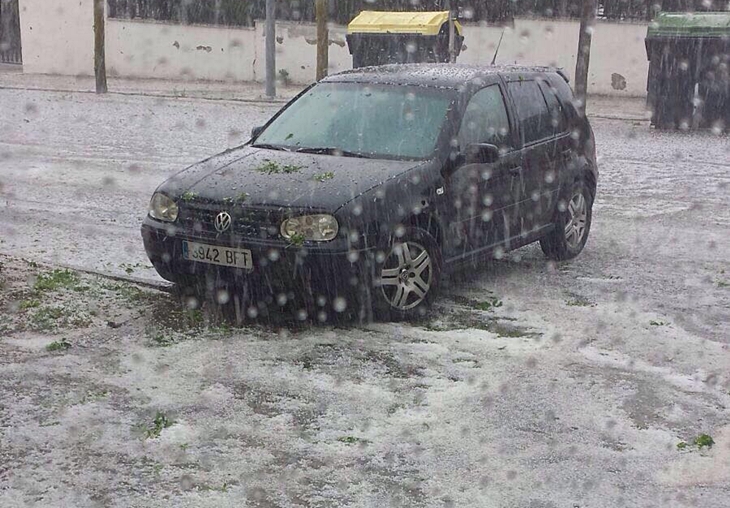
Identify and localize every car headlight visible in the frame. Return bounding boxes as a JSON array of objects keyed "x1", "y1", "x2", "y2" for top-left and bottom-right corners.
[
  {"x1": 280, "y1": 214, "x2": 339, "y2": 242},
  {"x1": 148, "y1": 193, "x2": 179, "y2": 222}
]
